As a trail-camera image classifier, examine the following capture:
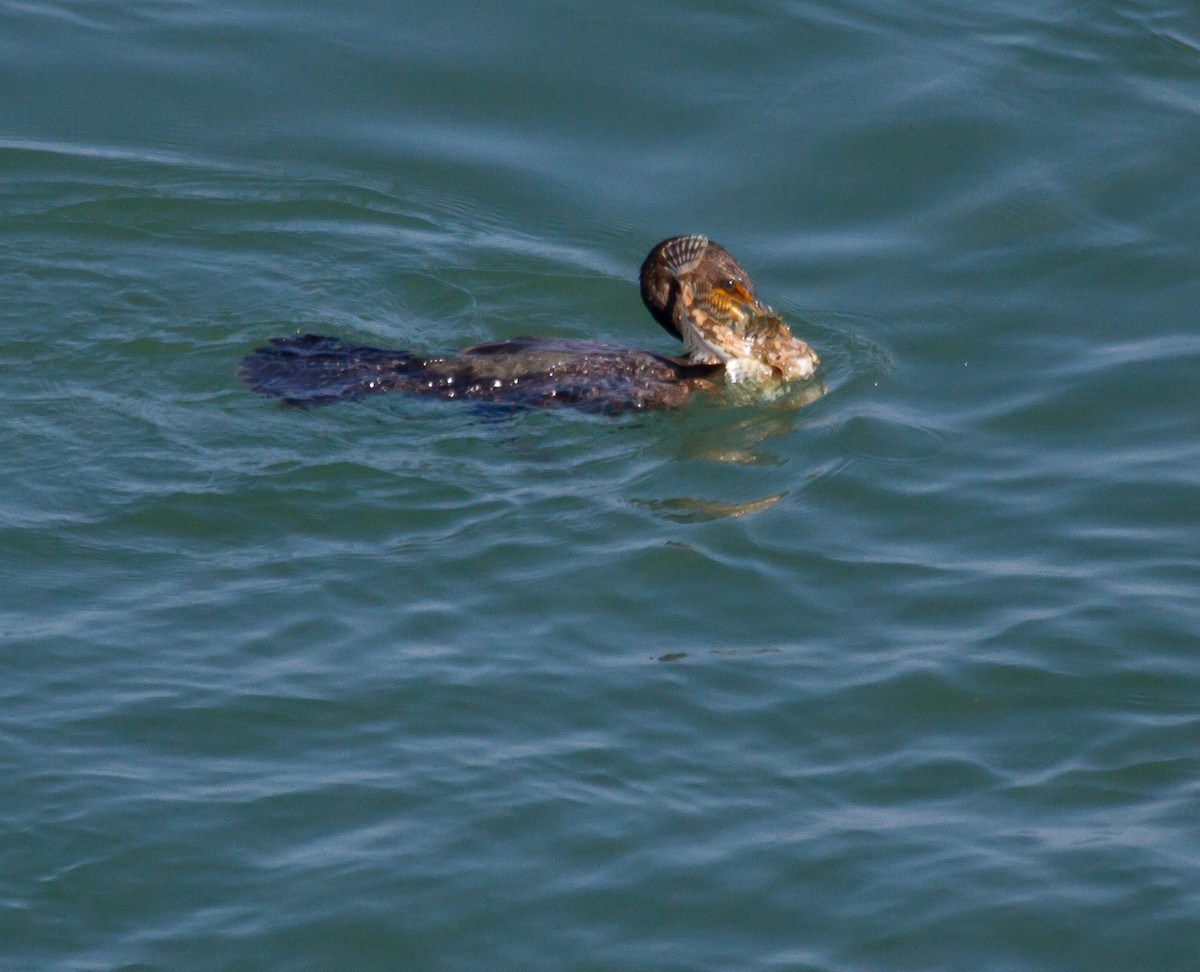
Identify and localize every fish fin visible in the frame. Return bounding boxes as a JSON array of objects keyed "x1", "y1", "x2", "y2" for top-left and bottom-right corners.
[{"x1": 661, "y1": 234, "x2": 709, "y2": 279}]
